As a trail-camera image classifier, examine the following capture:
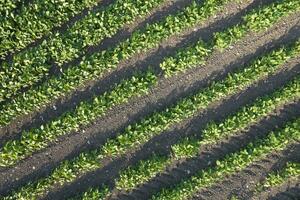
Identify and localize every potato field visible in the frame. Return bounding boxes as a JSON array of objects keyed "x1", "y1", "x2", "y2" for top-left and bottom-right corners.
[{"x1": 0, "y1": 0, "x2": 299, "y2": 199}]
